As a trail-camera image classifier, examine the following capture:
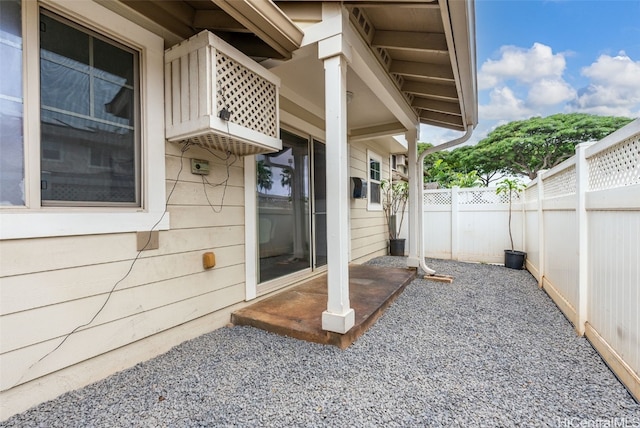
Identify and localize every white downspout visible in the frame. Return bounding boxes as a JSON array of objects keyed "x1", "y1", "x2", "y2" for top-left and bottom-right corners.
[{"x1": 418, "y1": 126, "x2": 474, "y2": 276}]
